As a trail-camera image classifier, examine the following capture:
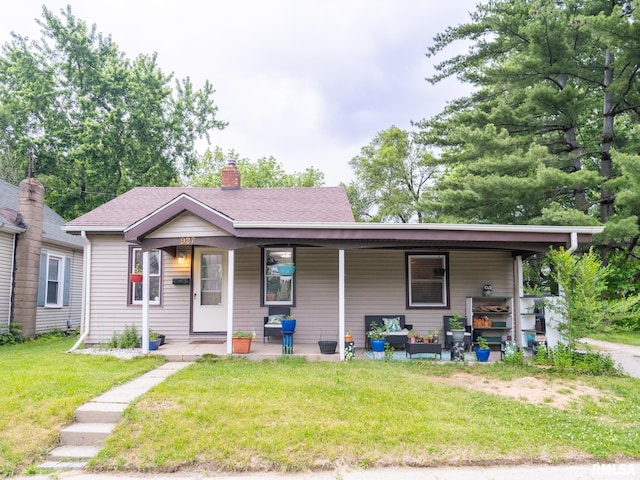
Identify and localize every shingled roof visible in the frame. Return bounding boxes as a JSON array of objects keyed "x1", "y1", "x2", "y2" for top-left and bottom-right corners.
[
  {"x1": 0, "y1": 178, "x2": 82, "y2": 248},
  {"x1": 66, "y1": 186, "x2": 355, "y2": 230}
]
